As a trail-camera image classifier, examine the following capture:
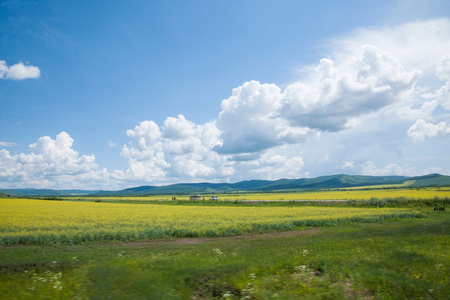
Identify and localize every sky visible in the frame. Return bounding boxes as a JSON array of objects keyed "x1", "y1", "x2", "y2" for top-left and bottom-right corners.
[{"x1": 1, "y1": 0, "x2": 450, "y2": 190}]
